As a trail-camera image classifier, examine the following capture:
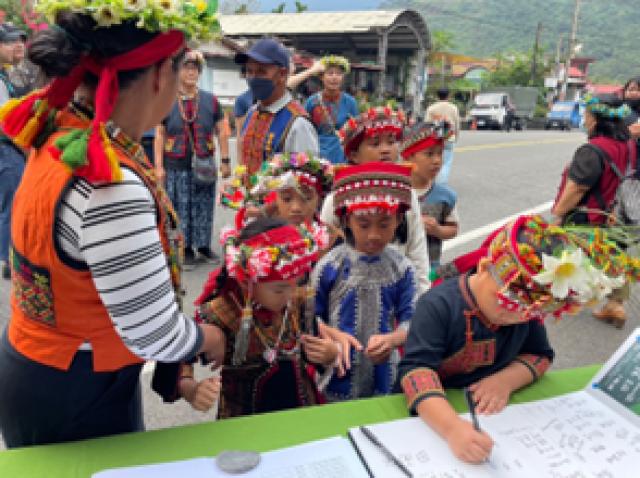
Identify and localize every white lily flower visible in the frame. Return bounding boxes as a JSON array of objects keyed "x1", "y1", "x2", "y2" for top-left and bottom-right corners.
[{"x1": 533, "y1": 249, "x2": 591, "y2": 299}]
